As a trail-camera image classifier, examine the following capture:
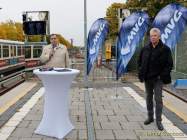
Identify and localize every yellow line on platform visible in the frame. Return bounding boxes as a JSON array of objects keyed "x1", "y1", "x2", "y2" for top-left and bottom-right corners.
[
  {"x1": 0, "y1": 82, "x2": 37, "y2": 115},
  {"x1": 134, "y1": 82, "x2": 187, "y2": 123},
  {"x1": 163, "y1": 100, "x2": 187, "y2": 122}
]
